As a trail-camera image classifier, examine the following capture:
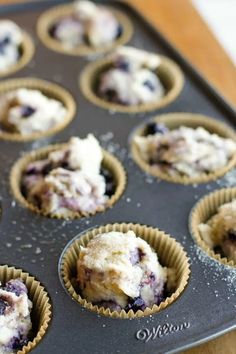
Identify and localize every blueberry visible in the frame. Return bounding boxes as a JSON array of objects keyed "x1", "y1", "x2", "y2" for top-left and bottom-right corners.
[
  {"x1": 25, "y1": 167, "x2": 37, "y2": 175},
  {"x1": 130, "y1": 249, "x2": 139, "y2": 265},
  {"x1": 0, "y1": 298, "x2": 8, "y2": 315},
  {"x1": 8, "y1": 336, "x2": 28, "y2": 350},
  {"x1": 126, "y1": 297, "x2": 146, "y2": 312},
  {"x1": 103, "y1": 89, "x2": 118, "y2": 103},
  {"x1": 4, "y1": 279, "x2": 27, "y2": 296},
  {"x1": 106, "y1": 182, "x2": 115, "y2": 196},
  {"x1": 138, "y1": 248, "x2": 145, "y2": 260},
  {"x1": 21, "y1": 105, "x2": 36, "y2": 118},
  {"x1": 26, "y1": 160, "x2": 51, "y2": 175},
  {"x1": 145, "y1": 122, "x2": 168, "y2": 136},
  {"x1": 9, "y1": 337, "x2": 21, "y2": 350},
  {"x1": 130, "y1": 248, "x2": 145, "y2": 265},
  {"x1": 60, "y1": 161, "x2": 69, "y2": 169},
  {"x1": 0, "y1": 36, "x2": 10, "y2": 54},
  {"x1": 149, "y1": 272, "x2": 156, "y2": 281},
  {"x1": 60, "y1": 161, "x2": 74, "y2": 171},
  {"x1": 155, "y1": 291, "x2": 164, "y2": 305},
  {"x1": 143, "y1": 80, "x2": 156, "y2": 92},
  {"x1": 100, "y1": 167, "x2": 116, "y2": 197},
  {"x1": 2, "y1": 36, "x2": 10, "y2": 45},
  {"x1": 42, "y1": 163, "x2": 53, "y2": 176},
  {"x1": 228, "y1": 230, "x2": 236, "y2": 241},
  {"x1": 116, "y1": 24, "x2": 123, "y2": 38},
  {"x1": 116, "y1": 59, "x2": 130, "y2": 72}
]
